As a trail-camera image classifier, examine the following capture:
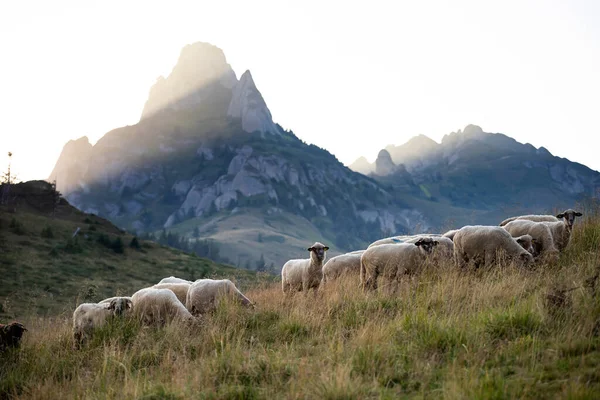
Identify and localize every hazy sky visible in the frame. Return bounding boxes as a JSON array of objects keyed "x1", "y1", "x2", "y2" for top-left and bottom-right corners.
[{"x1": 1, "y1": 0, "x2": 599, "y2": 182}]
